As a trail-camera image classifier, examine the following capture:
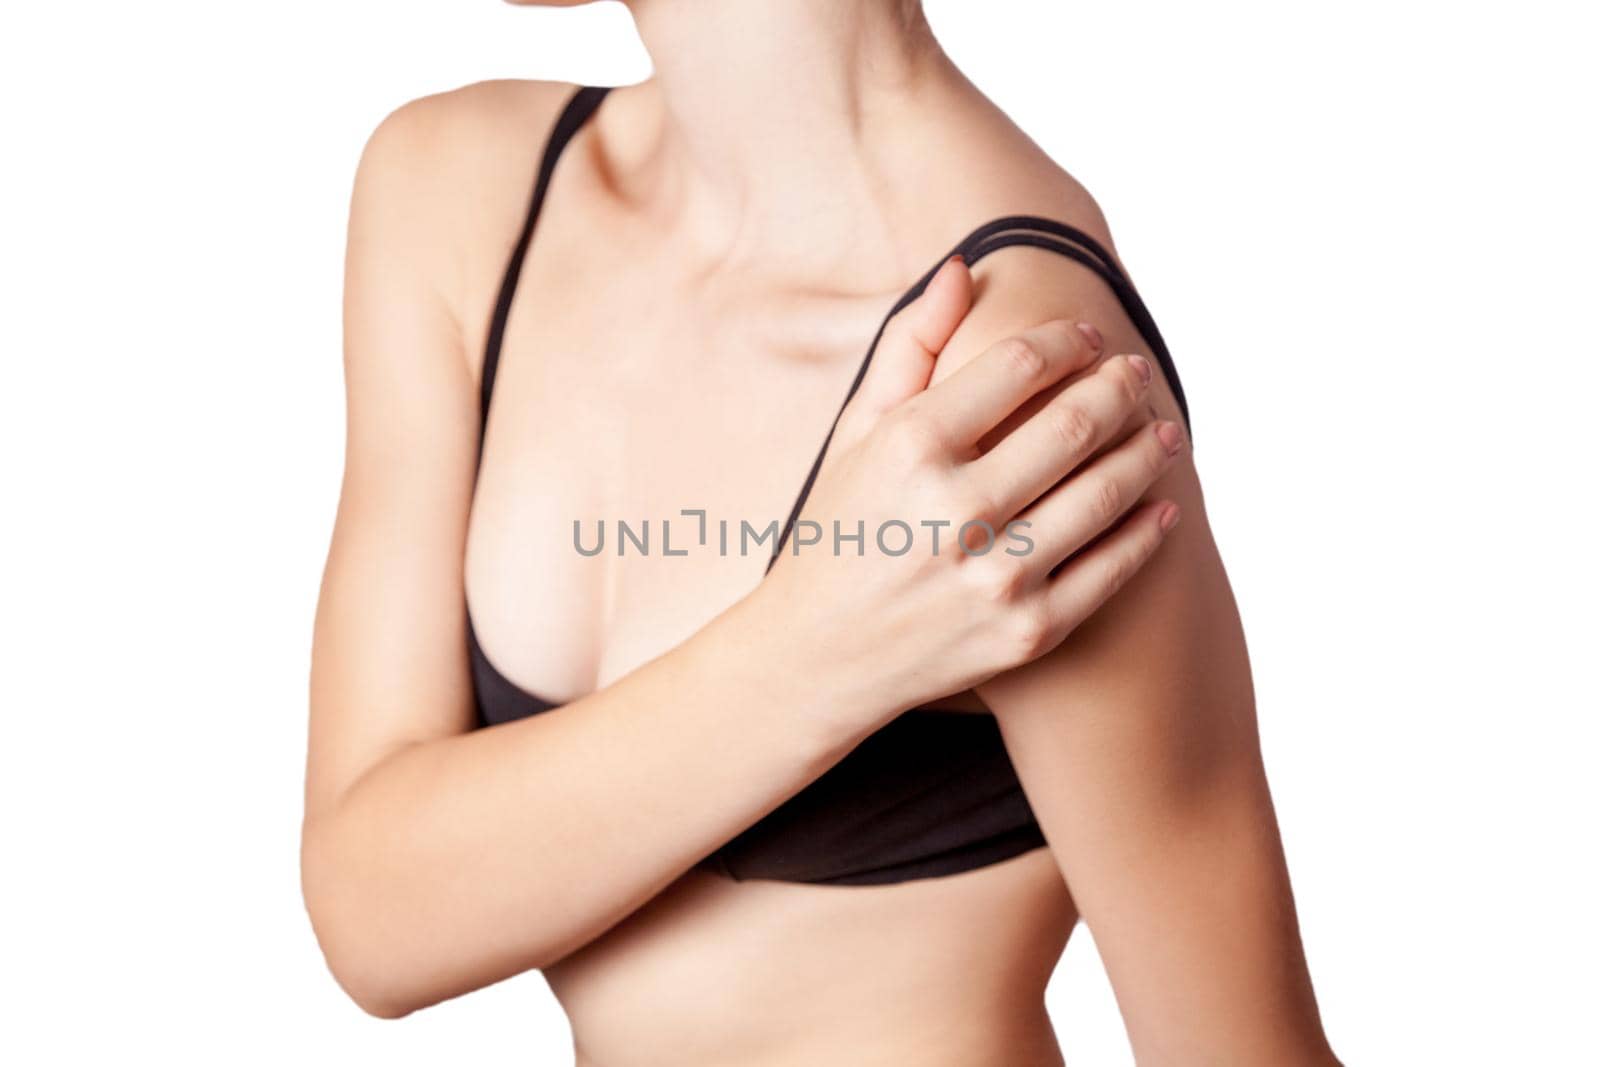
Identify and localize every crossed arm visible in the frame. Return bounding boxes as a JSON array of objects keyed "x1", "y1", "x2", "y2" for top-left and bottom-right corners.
[{"x1": 309, "y1": 84, "x2": 1337, "y2": 1058}]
